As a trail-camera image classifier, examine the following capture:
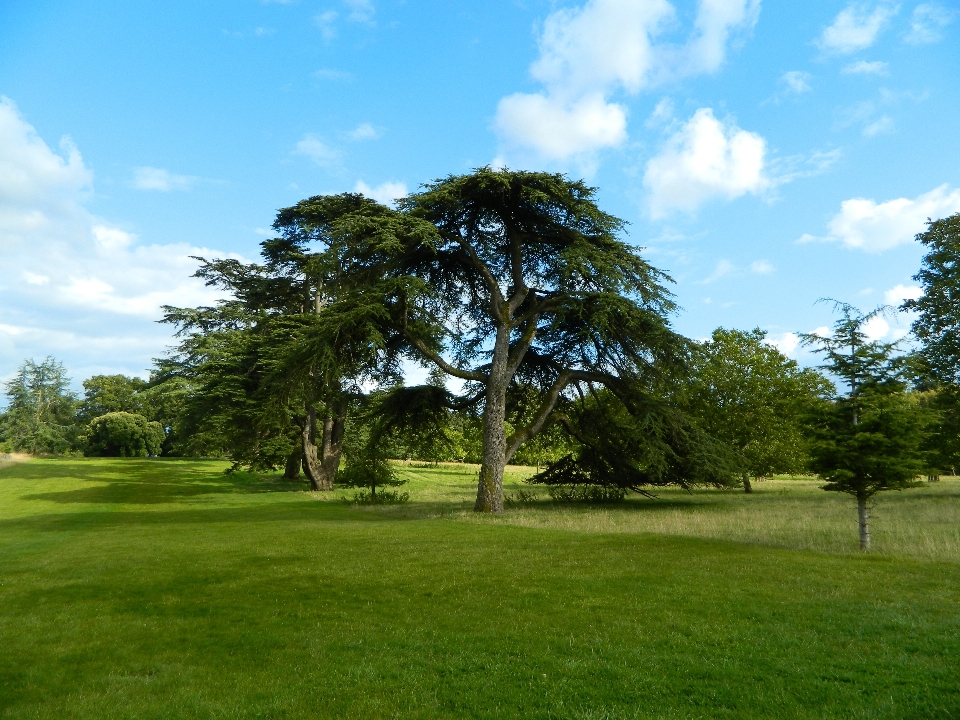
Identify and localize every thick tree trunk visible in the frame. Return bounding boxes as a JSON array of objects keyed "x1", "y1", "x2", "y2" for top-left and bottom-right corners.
[
  {"x1": 283, "y1": 446, "x2": 303, "y2": 480},
  {"x1": 857, "y1": 492, "x2": 871, "y2": 551},
  {"x1": 742, "y1": 473, "x2": 753, "y2": 494},
  {"x1": 300, "y1": 404, "x2": 346, "y2": 491},
  {"x1": 475, "y1": 326, "x2": 511, "y2": 513},
  {"x1": 301, "y1": 407, "x2": 327, "y2": 491}
]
